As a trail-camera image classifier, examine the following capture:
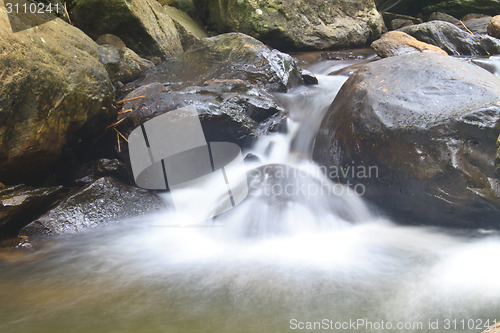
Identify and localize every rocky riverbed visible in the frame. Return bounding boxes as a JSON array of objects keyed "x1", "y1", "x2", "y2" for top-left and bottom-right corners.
[
  {"x1": 0, "y1": 0, "x2": 499, "y2": 244},
  {"x1": 0, "y1": 1, "x2": 500, "y2": 332}
]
